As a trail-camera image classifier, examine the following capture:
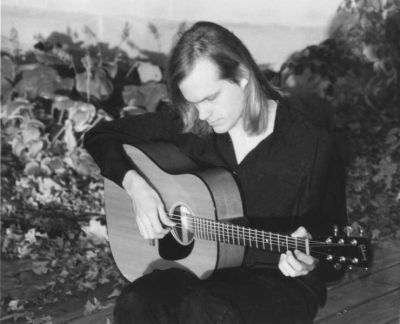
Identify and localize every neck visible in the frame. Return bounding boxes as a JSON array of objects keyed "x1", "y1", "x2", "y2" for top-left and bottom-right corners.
[{"x1": 229, "y1": 100, "x2": 277, "y2": 164}]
